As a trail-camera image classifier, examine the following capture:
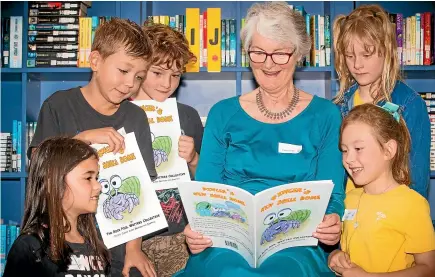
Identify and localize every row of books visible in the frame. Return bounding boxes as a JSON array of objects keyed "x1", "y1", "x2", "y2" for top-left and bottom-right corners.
[
  {"x1": 145, "y1": 14, "x2": 238, "y2": 68},
  {"x1": 0, "y1": 121, "x2": 37, "y2": 173},
  {"x1": 1, "y1": 17, "x2": 23, "y2": 68},
  {"x1": 0, "y1": 223, "x2": 20, "y2": 276},
  {"x1": 2, "y1": 7, "x2": 434, "y2": 69},
  {"x1": 147, "y1": 6, "x2": 331, "y2": 70},
  {"x1": 420, "y1": 92, "x2": 435, "y2": 171},
  {"x1": 27, "y1": 1, "x2": 90, "y2": 67},
  {"x1": 389, "y1": 12, "x2": 434, "y2": 66}
]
